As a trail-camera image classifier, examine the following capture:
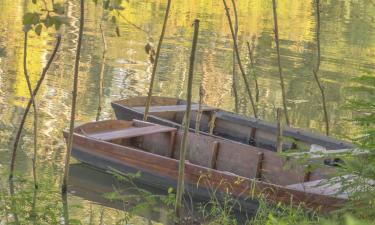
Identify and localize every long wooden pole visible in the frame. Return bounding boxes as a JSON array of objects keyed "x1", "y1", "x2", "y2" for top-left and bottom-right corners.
[
  {"x1": 143, "y1": 0, "x2": 172, "y2": 121},
  {"x1": 272, "y1": 0, "x2": 290, "y2": 126},
  {"x1": 313, "y1": 0, "x2": 329, "y2": 136},
  {"x1": 62, "y1": 0, "x2": 84, "y2": 194},
  {"x1": 175, "y1": 19, "x2": 200, "y2": 219},
  {"x1": 23, "y1": 32, "x2": 39, "y2": 188},
  {"x1": 223, "y1": 0, "x2": 258, "y2": 118},
  {"x1": 9, "y1": 35, "x2": 61, "y2": 180}
]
